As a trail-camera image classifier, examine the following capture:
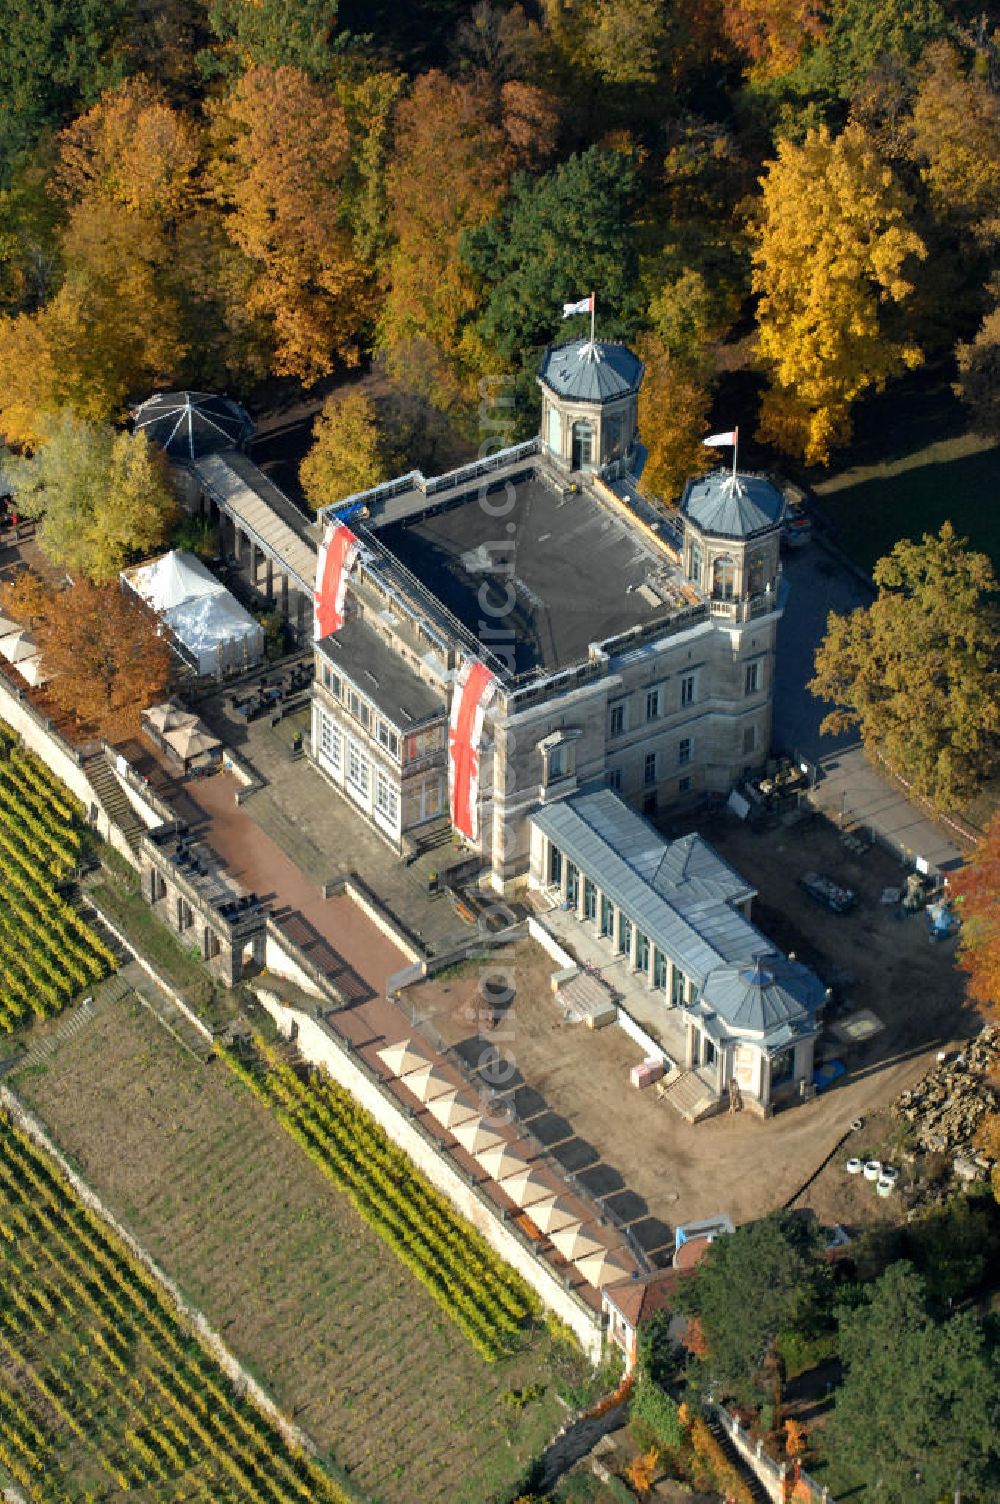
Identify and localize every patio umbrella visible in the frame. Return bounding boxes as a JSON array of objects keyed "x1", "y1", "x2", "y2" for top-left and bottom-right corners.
[
  {"x1": 475, "y1": 1142, "x2": 531, "y2": 1182},
  {"x1": 145, "y1": 702, "x2": 198, "y2": 734},
  {"x1": 426, "y1": 1089, "x2": 480, "y2": 1130},
  {"x1": 17, "y1": 655, "x2": 47, "y2": 687},
  {"x1": 377, "y1": 1038, "x2": 434, "y2": 1078},
  {"x1": 403, "y1": 1062, "x2": 455, "y2": 1103},
  {"x1": 0, "y1": 613, "x2": 18, "y2": 638},
  {"x1": 0, "y1": 630, "x2": 36, "y2": 664},
  {"x1": 550, "y1": 1225, "x2": 606, "y2": 1263},
  {"x1": 525, "y1": 1197, "x2": 582, "y2": 1236},
  {"x1": 573, "y1": 1248, "x2": 635, "y2": 1289},
  {"x1": 164, "y1": 724, "x2": 221, "y2": 762},
  {"x1": 450, "y1": 1118, "x2": 506, "y2": 1157},
  {"x1": 502, "y1": 1166, "x2": 553, "y2": 1208}
]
